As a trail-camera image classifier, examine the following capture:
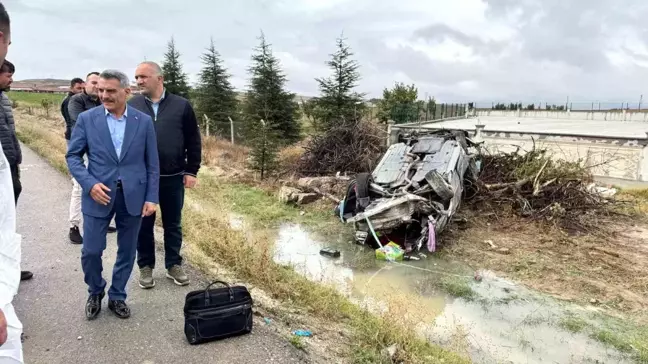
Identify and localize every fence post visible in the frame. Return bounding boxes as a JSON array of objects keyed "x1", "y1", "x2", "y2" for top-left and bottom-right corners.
[
  {"x1": 203, "y1": 114, "x2": 210, "y2": 137},
  {"x1": 386, "y1": 120, "x2": 398, "y2": 147},
  {"x1": 228, "y1": 116, "x2": 235, "y2": 144}
]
